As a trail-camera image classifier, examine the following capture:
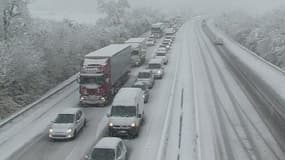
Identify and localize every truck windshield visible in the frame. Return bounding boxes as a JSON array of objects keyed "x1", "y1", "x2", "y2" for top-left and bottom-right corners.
[
  {"x1": 54, "y1": 114, "x2": 74, "y2": 124},
  {"x1": 91, "y1": 148, "x2": 115, "y2": 160},
  {"x1": 111, "y1": 106, "x2": 136, "y2": 117},
  {"x1": 149, "y1": 64, "x2": 161, "y2": 69},
  {"x1": 80, "y1": 76, "x2": 105, "y2": 85},
  {"x1": 138, "y1": 72, "x2": 150, "y2": 78}
]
